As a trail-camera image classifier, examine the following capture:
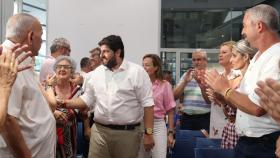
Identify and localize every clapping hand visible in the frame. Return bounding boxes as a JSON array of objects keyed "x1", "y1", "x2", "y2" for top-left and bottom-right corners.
[
  {"x1": 255, "y1": 78, "x2": 280, "y2": 124},
  {"x1": 183, "y1": 68, "x2": 194, "y2": 83},
  {"x1": 205, "y1": 69, "x2": 230, "y2": 95},
  {"x1": 194, "y1": 69, "x2": 207, "y2": 88}
]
